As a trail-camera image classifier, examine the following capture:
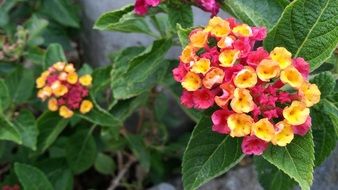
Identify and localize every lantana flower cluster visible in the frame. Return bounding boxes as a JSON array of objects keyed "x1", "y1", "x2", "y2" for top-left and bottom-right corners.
[
  {"x1": 172, "y1": 17, "x2": 321, "y2": 155},
  {"x1": 36, "y1": 62, "x2": 93, "y2": 119}
]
